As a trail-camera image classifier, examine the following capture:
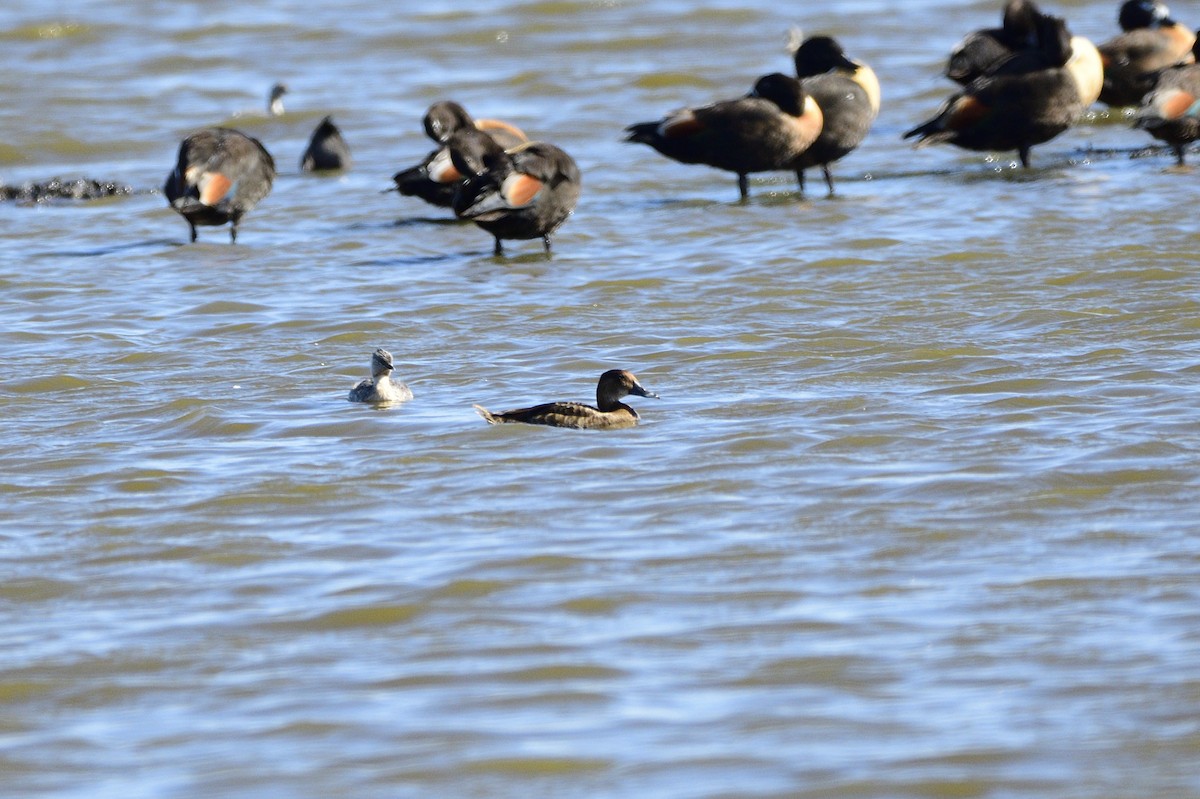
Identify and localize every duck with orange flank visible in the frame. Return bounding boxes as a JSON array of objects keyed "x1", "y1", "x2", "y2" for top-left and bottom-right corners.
[
  {"x1": 1098, "y1": 0, "x2": 1196, "y2": 107},
  {"x1": 164, "y1": 127, "x2": 275, "y2": 243},
  {"x1": 624, "y1": 72, "x2": 824, "y2": 200}
]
